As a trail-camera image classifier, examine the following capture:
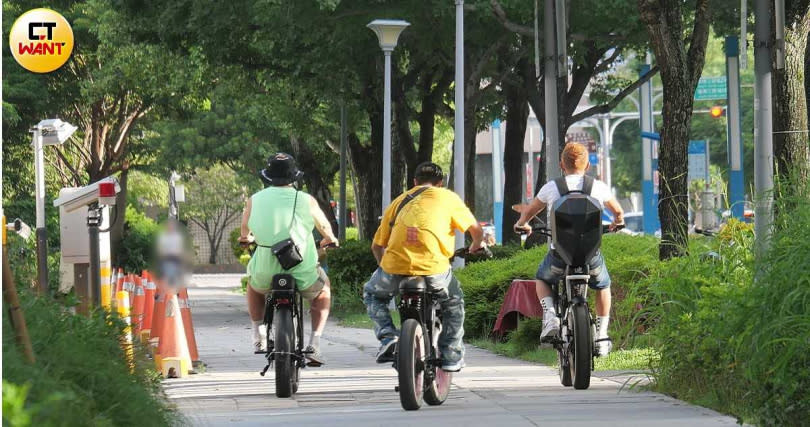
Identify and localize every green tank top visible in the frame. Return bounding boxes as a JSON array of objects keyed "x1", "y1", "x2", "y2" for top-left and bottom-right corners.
[{"x1": 246, "y1": 186, "x2": 318, "y2": 291}]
